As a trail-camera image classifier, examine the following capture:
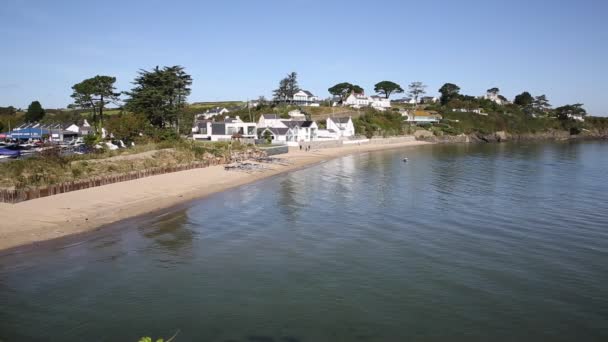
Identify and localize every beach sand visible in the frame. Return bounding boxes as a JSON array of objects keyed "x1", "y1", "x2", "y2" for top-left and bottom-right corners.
[{"x1": 0, "y1": 140, "x2": 431, "y2": 253}]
